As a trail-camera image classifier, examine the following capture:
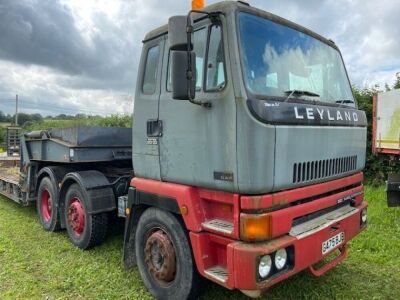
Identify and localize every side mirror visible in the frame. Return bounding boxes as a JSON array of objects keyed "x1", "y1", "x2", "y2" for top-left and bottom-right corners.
[
  {"x1": 171, "y1": 50, "x2": 196, "y2": 100},
  {"x1": 168, "y1": 16, "x2": 191, "y2": 51},
  {"x1": 169, "y1": 15, "x2": 196, "y2": 101}
]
